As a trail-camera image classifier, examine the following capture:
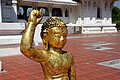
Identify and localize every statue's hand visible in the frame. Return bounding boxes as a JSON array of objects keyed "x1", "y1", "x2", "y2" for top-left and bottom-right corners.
[{"x1": 28, "y1": 9, "x2": 43, "y2": 25}]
